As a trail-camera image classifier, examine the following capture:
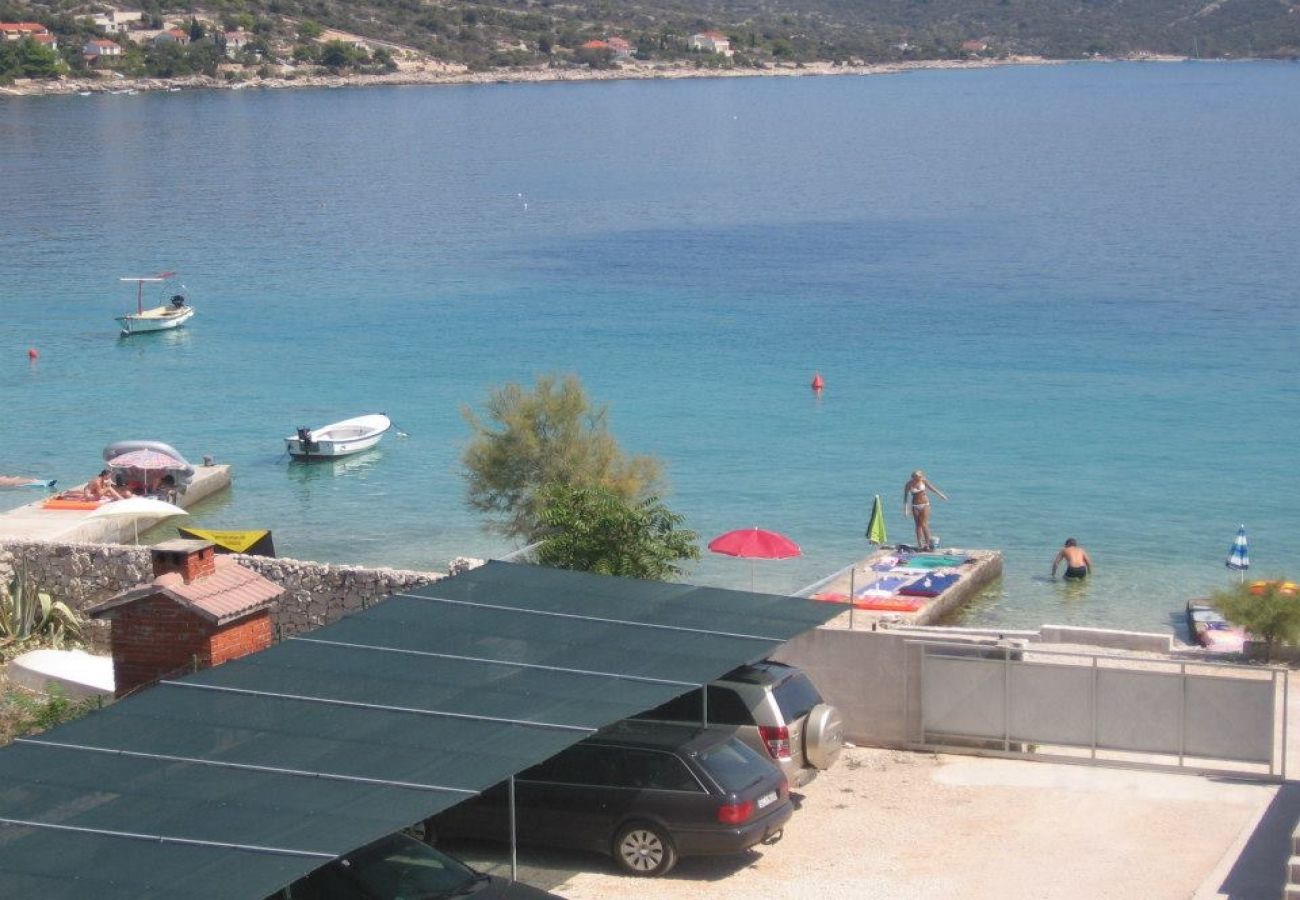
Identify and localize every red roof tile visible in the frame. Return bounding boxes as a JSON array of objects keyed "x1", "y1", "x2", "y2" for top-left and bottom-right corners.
[
  {"x1": 156, "y1": 557, "x2": 282, "y2": 624},
  {"x1": 89, "y1": 557, "x2": 283, "y2": 626}
]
